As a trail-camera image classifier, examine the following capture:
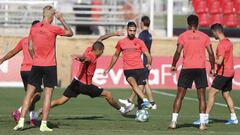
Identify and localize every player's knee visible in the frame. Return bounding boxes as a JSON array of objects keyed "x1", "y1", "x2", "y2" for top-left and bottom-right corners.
[
  {"x1": 104, "y1": 91, "x2": 113, "y2": 101},
  {"x1": 222, "y1": 92, "x2": 230, "y2": 99}
]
